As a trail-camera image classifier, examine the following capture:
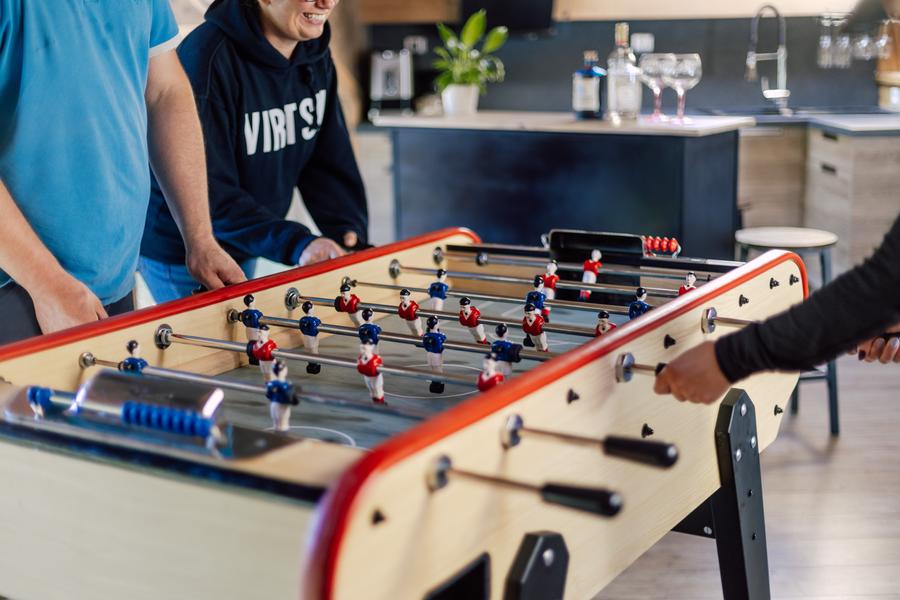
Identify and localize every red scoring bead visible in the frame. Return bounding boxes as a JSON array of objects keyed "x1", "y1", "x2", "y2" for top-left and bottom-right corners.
[{"x1": 670, "y1": 238, "x2": 680, "y2": 253}]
